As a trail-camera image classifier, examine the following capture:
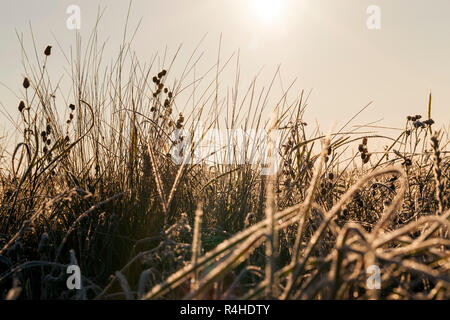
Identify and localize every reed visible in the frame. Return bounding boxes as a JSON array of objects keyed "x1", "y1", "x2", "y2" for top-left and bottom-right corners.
[{"x1": 0, "y1": 12, "x2": 448, "y2": 300}]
